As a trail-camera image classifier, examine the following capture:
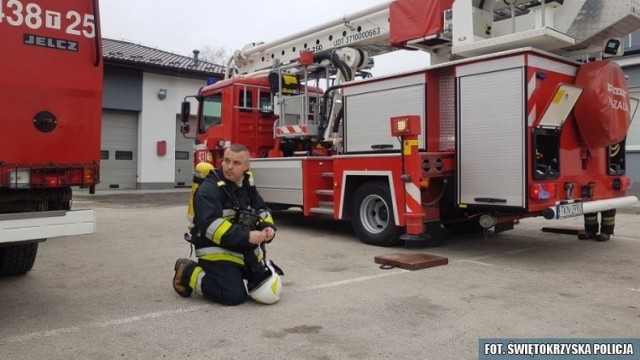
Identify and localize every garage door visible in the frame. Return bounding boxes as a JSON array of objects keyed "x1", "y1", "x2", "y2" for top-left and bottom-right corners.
[
  {"x1": 98, "y1": 110, "x2": 138, "y2": 190},
  {"x1": 175, "y1": 116, "x2": 196, "y2": 187}
]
